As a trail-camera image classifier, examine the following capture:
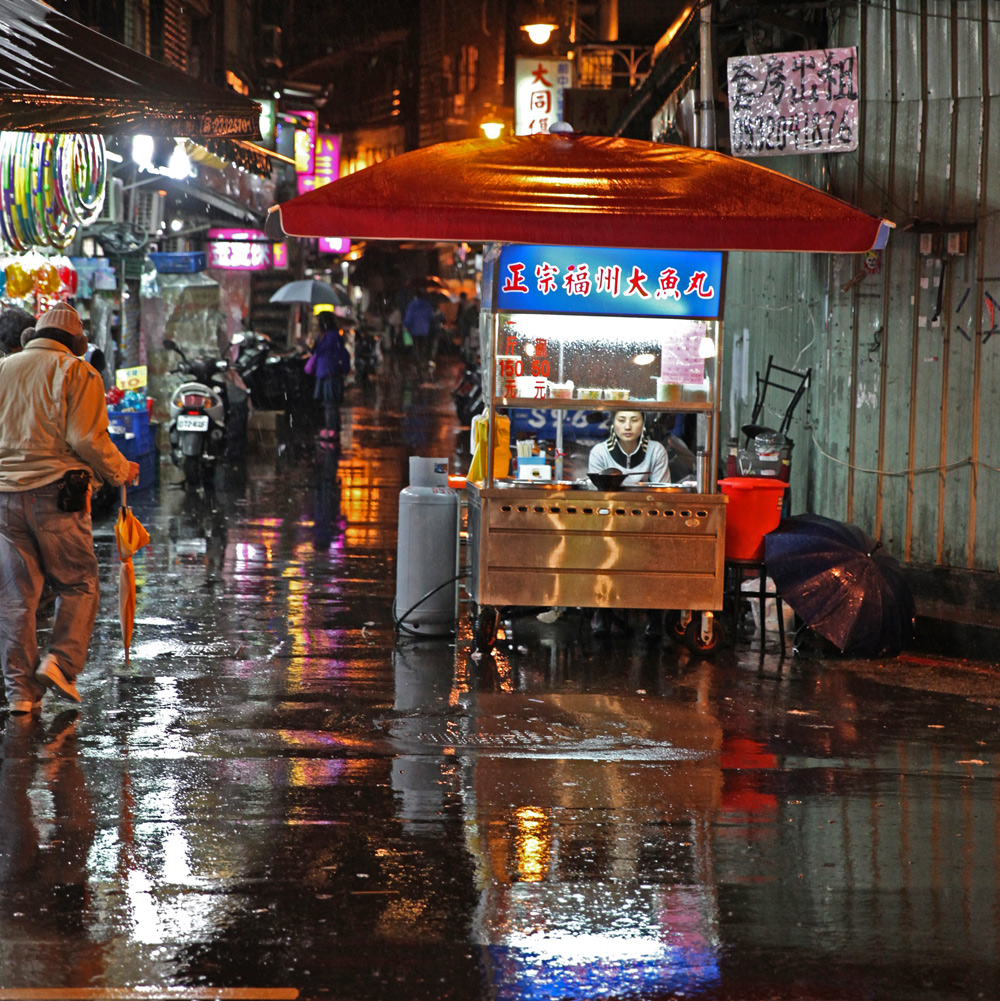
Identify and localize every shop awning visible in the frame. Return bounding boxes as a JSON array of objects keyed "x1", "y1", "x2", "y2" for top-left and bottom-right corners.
[
  {"x1": 0, "y1": 0, "x2": 260, "y2": 137},
  {"x1": 266, "y1": 132, "x2": 893, "y2": 254}
]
